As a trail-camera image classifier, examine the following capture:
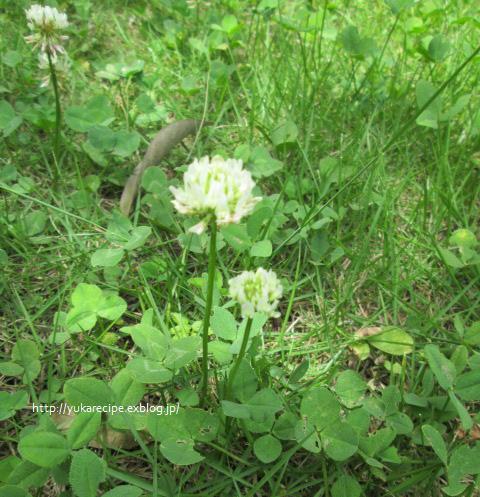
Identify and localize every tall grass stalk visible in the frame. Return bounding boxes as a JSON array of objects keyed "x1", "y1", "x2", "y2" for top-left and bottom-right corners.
[
  {"x1": 200, "y1": 217, "x2": 217, "y2": 405},
  {"x1": 47, "y1": 50, "x2": 61, "y2": 164}
]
